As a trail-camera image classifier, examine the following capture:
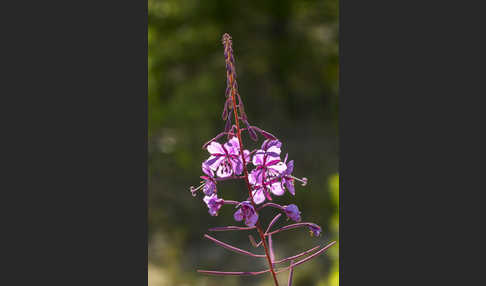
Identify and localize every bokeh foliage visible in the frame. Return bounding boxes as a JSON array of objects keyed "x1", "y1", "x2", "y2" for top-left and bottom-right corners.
[{"x1": 149, "y1": 0, "x2": 338, "y2": 285}]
